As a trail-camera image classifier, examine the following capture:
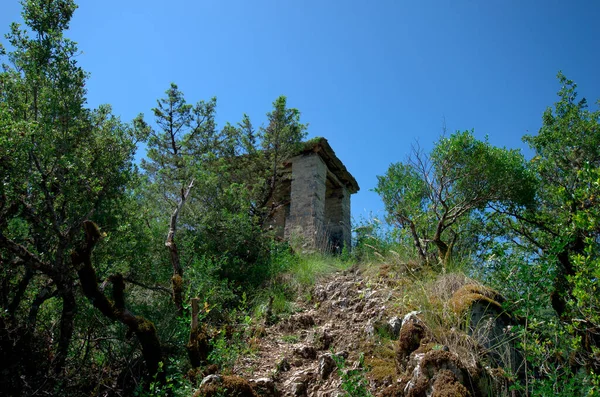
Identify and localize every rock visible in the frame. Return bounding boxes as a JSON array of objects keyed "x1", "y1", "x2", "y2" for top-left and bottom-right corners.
[
  {"x1": 354, "y1": 301, "x2": 365, "y2": 313},
  {"x1": 294, "y1": 345, "x2": 317, "y2": 359},
  {"x1": 312, "y1": 286, "x2": 327, "y2": 302},
  {"x1": 285, "y1": 372, "x2": 311, "y2": 397},
  {"x1": 315, "y1": 329, "x2": 334, "y2": 350},
  {"x1": 402, "y1": 350, "x2": 474, "y2": 397},
  {"x1": 199, "y1": 374, "x2": 222, "y2": 387},
  {"x1": 249, "y1": 377, "x2": 279, "y2": 397},
  {"x1": 276, "y1": 357, "x2": 291, "y2": 372},
  {"x1": 295, "y1": 314, "x2": 315, "y2": 328},
  {"x1": 319, "y1": 354, "x2": 336, "y2": 380},
  {"x1": 401, "y1": 311, "x2": 422, "y2": 327},
  {"x1": 365, "y1": 320, "x2": 375, "y2": 338},
  {"x1": 449, "y1": 284, "x2": 524, "y2": 376},
  {"x1": 432, "y1": 370, "x2": 469, "y2": 397},
  {"x1": 396, "y1": 312, "x2": 429, "y2": 371},
  {"x1": 195, "y1": 375, "x2": 258, "y2": 397},
  {"x1": 388, "y1": 316, "x2": 402, "y2": 338},
  {"x1": 291, "y1": 381, "x2": 307, "y2": 396},
  {"x1": 281, "y1": 313, "x2": 316, "y2": 332}
]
